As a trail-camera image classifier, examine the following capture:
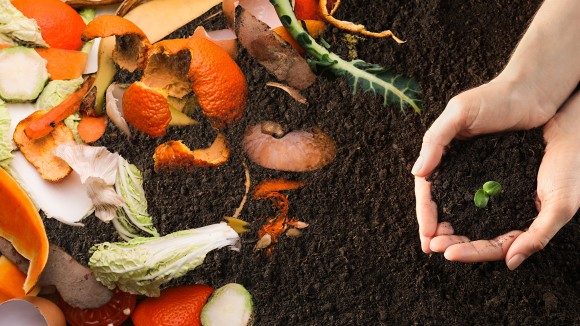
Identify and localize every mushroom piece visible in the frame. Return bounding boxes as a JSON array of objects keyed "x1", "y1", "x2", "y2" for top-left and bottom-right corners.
[{"x1": 242, "y1": 121, "x2": 336, "y2": 172}]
